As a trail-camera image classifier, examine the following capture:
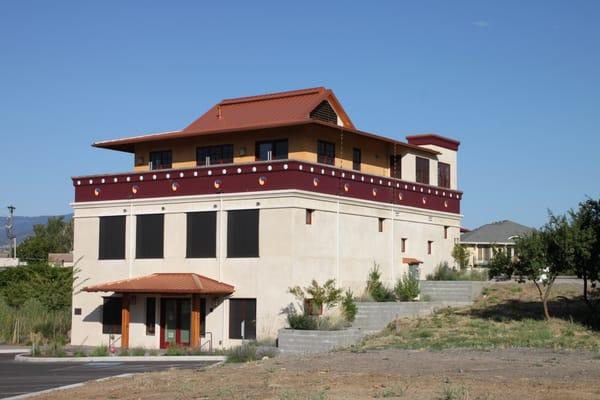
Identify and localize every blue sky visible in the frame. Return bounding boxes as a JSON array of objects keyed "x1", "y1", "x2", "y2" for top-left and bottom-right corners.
[{"x1": 1, "y1": 1, "x2": 599, "y2": 229}]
